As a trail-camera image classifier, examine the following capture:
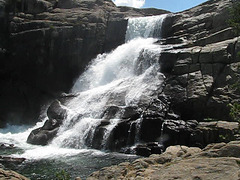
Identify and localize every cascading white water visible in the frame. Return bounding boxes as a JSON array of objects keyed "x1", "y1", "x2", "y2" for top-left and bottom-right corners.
[
  {"x1": 52, "y1": 38, "x2": 165, "y2": 149},
  {"x1": 0, "y1": 14, "x2": 167, "y2": 160},
  {"x1": 125, "y1": 15, "x2": 167, "y2": 41},
  {"x1": 52, "y1": 14, "x2": 167, "y2": 149}
]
